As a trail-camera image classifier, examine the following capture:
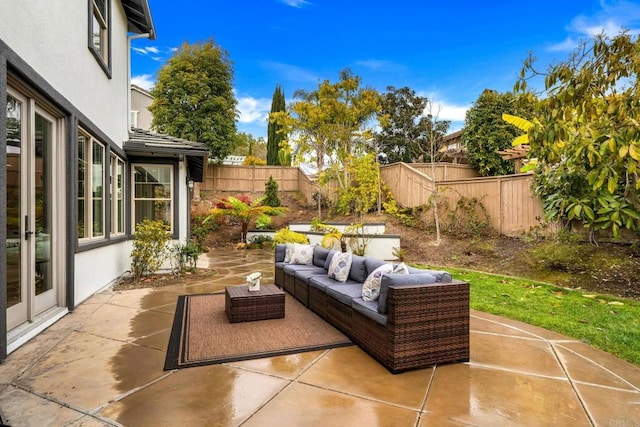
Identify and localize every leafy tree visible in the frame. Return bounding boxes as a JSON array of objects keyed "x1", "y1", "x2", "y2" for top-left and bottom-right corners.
[
  {"x1": 514, "y1": 31, "x2": 640, "y2": 239},
  {"x1": 207, "y1": 196, "x2": 287, "y2": 242},
  {"x1": 271, "y1": 69, "x2": 380, "y2": 215},
  {"x1": 271, "y1": 69, "x2": 380, "y2": 172},
  {"x1": 234, "y1": 132, "x2": 266, "y2": 158},
  {"x1": 375, "y1": 86, "x2": 432, "y2": 163},
  {"x1": 267, "y1": 85, "x2": 287, "y2": 165},
  {"x1": 149, "y1": 40, "x2": 238, "y2": 162},
  {"x1": 463, "y1": 89, "x2": 532, "y2": 176}
]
